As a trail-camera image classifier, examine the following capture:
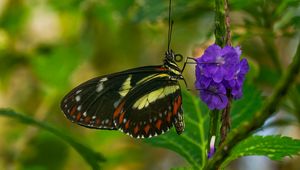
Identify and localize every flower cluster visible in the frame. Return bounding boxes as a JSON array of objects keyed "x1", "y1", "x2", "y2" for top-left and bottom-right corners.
[{"x1": 195, "y1": 44, "x2": 249, "y2": 110}]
